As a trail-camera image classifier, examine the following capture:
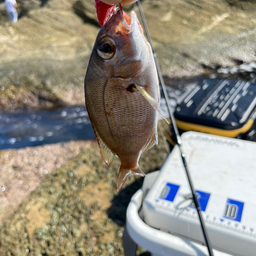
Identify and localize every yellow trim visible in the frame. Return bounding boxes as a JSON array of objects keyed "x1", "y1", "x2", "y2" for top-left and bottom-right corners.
[
  {"x1": 163, "y1": 130, "x2": 176, "y2": 146},
  {"x1": 175, "y1": 119, "x2": 254, "y2": 138}
]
